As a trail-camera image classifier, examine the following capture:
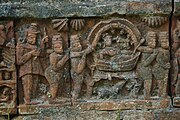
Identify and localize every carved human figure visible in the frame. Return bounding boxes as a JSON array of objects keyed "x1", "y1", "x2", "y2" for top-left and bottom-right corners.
[
  {"x1": 174, "y1": 47, "x2": 180, "y2": 96},
  {"x1": 172, "y1": 21, "x2": 180, "y2": 97},
  {"x1": 99, "y1": 33, "x2": 117, "y2": 59},
  {"x1": 152, "y1": 32, "x2": 170, "y2": 98},
  {"x1": 70, "y1": 35, "x2": 93, "y2": 102},
  {"x1": 97, "y1": 32, "x2": 133, "y2": 63},
  {"x1": 116, "y1": 34, "x2": 131, "y2": 50},
  {"x1": 16, "y1": 23, "x2": 47, "y2": 104},
  {"x1": 45, "y1": 34, "x2": 69, "y2": 99},
  {"x1": 0, "y1": 24, "x2": 6, "y2": 45},
  {"x1": 137, "y1": 32, "x2": 158, "y2": 99}
]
